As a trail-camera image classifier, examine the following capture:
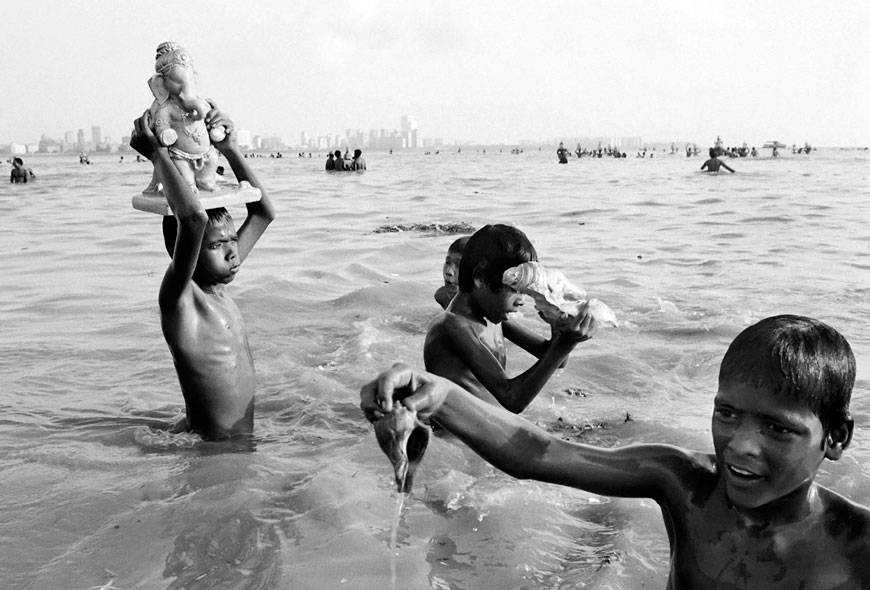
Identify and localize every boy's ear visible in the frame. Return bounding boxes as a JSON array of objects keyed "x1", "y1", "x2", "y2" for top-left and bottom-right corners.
[
  {"x1": 471, "y1": 264, "x2": 487, "y2": 289},
  {"x1": 824, "y1": 417, "x2": 854, "y2": 461}
]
